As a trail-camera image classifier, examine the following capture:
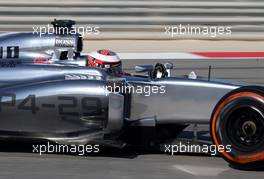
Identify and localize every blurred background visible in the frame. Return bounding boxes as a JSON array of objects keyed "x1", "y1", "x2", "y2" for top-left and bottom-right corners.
[
  {"x1": 0, "y1": 0, "x2": 264, "y2": 51},
  {"x1": 0, "y1": 0, "x2": 264, "y2": 83}
]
